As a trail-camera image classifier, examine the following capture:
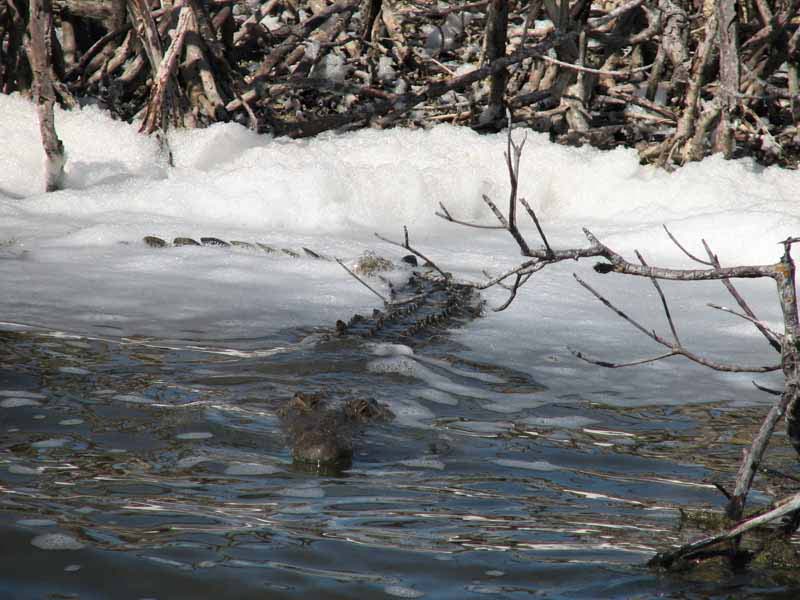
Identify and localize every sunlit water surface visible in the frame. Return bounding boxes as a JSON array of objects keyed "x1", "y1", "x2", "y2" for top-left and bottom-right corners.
[{"x1": 1, "y1": 320, "x2": 799, "y2": 600}]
